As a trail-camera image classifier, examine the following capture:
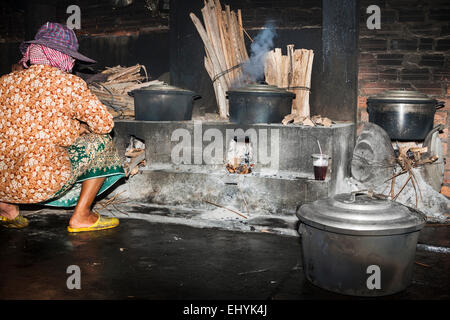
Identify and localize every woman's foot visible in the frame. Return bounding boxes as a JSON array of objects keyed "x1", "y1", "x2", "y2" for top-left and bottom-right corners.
[
  {"x1": 0, "y1": 202, "x2": 19, "y2": 219},
  {"x1": 68, "y1": 177, "x2": 119, "y2": 232},
  {"x1": 0, "y1": 202, "x2": 28, "y2": 229},
  {"x1": 68, "y1": 211, "x2": 119, "y2": 233},
  {"x1": 69, "y1": 209, "x2": 100, "y2": 228}
]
